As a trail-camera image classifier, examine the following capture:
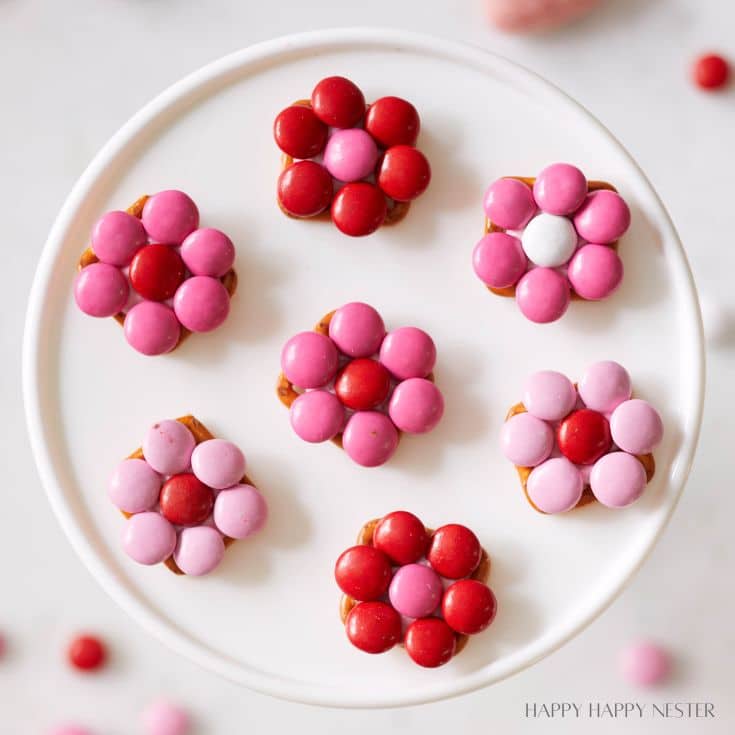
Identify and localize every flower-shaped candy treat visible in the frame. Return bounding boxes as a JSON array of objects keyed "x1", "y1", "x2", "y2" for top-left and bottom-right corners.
[
  {"x1": 108, "y1": 416, "x2": 267, "y2": 575},
  {"x1": 277, "y1": 303, "x2": 444, "y2": 467},
  {"x1": 74, "y1": 192, "x2": 237, "y2": 355},
  {"x1": 473, "y1": 163, "x2": 630, "y2": 323},
  {"x1": 501, "y1": 361, "x2": 663, "y2": 513},
  {"x1": 274, "y1": 76, "x2": 431, "y2": 236},
  {"x1": 335, "y1": 511, "x2": 497, "y2": 668}
]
